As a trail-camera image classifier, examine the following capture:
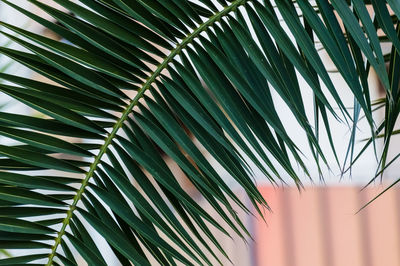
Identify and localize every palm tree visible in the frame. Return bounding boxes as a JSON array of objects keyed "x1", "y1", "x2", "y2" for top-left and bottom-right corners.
[{"x1": 0, "y1": 0, "x2": 399, "y2": 264}]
